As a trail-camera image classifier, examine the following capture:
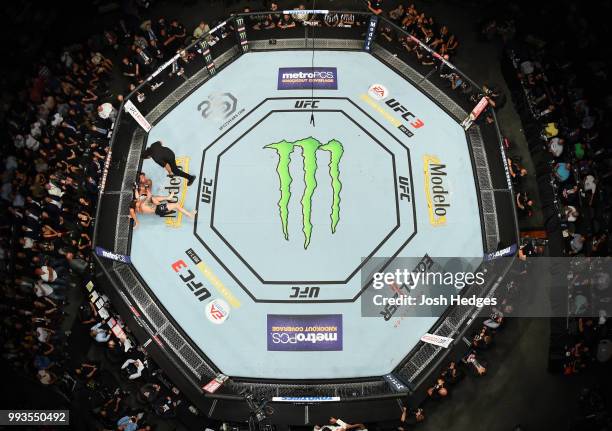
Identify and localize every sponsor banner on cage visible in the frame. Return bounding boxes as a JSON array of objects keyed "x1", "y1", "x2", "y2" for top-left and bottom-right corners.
[
  {"x1": 277, "y1": 67, "x2": 338, "y2": 90},
  {"x1": 282, "y1": 9, "x2": 329, "y2": 14},
  {"x1": 202, "y1": 374, "x2": 228, "y2": 393},
  {"x1": 271, "y1": 396, "x2": 341, "y2": 402},
  {"x1": 364, "y1": 15, "x2": 378, "y2": 52},
  {"x1": 95, "y1": 246, "x2": 131, "y2": 264},
  {"x1": 383, "y1": 373, "x2": 409, "y2": 392},
  {"x1": 99, "y1": 148, "x2": 112, "y2": 193},
  {"x1": 420, "y1": 333, "x2": 454, "y2": 348},
  {"x1": 461, "y1": 96, "x2": 489, "y2": 130},
  {"x1": 124, "y1": 100, "x2": 152, "y2": 132},
  {"x1": 267, "y1": 314, "x2": 343, "y2": 351},
  {"x1": 484, "y1": 244, "x2": 518, "y2": 261},
  {"x1": 470, "y1": 96, "x2": 489, "y2": 119}
]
